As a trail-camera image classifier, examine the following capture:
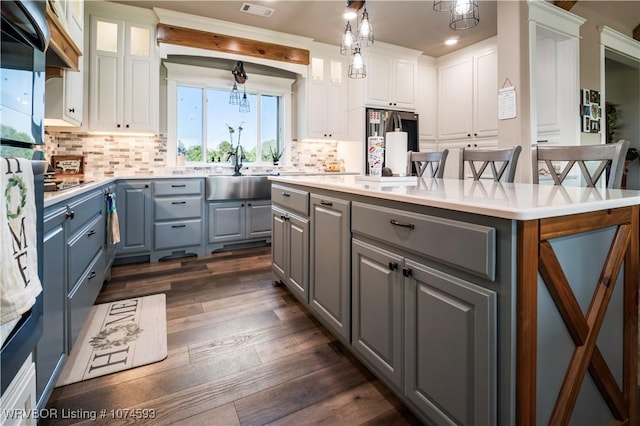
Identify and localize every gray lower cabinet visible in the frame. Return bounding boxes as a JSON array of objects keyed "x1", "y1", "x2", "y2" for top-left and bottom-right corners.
[
  {"x1": 405, "y1": 259, "x2": 497, "y2": 425},
  {"x1": 207, "y1": 199, "x2": 271, "y2": 249},
  {"x1": 309, "y1": 194, "x2": 351, "y2": 341},
  {"x1": 36, "y1": 207, "x2": 68, "y2": 409},
  {"x1": 351, "y1": 239, "x2": 404, "y2": 390},
  {"x1": 116, "y1": 180, "x2": 152, "y2": 257},
  {"x1": 271, "y1": 205, "x2": 309, "y2": 303},
  {"x1": 152, "y1": 179, "x2": 204, "y2": 262}
]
